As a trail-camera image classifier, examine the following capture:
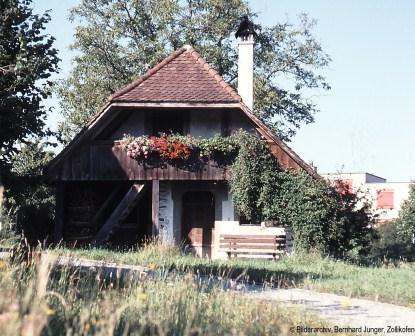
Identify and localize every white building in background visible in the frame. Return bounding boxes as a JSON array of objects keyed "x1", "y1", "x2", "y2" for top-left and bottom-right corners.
[{"x1": 322, "y1": 172, "x2": 414, "y2": 224}]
